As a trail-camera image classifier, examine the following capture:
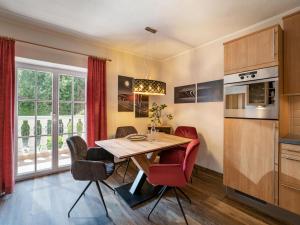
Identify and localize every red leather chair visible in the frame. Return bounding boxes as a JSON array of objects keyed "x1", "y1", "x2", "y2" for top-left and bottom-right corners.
[
  {"x1": 160, "y1": 126, "x2": 198, "y2": 164},
  {"x1": 147, "y1": 139, "x2": 200, "y2": 225}
]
